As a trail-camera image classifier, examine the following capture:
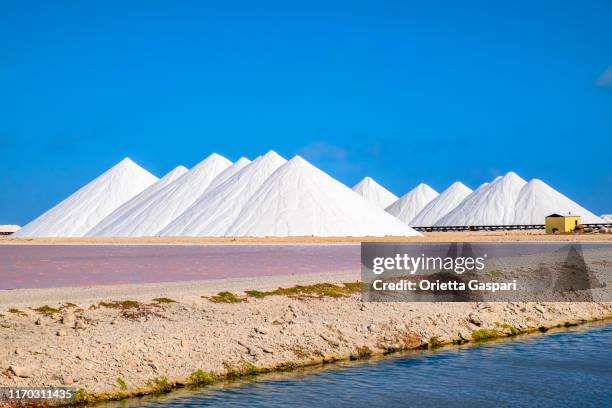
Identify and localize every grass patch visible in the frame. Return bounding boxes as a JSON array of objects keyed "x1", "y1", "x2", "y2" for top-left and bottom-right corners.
[
  {"x1": 153, "y1": 297, "x2": 177, "y2": 304},
  {"x1": 244, "y1": 282, "x2": 361, "y2": 299},
  {"x1": 8, "y1": 308, "x2": 27, "y2": 317},
  {"x1": 147, "y1": 376, "x2": 172, "y2": 394},
  {"x1": 471, "y1": 328, "x2": 502, "y2": 342},
  {"x1": 33, "y1": 305, "x2": 60, "y2": 315},
  {"x1": 116, "y1": 377, "x2": 128, "y2": 391},
  {"x1": 428, "y1": 336, "x2": 443, "y2": 349},
  {"x1": 496, "y1": 322, "x2": 519, "y2": 336},
  {"x1": 190, "y1": 369, "x2": 217, "y2": 385},
  {"x1": 223, "y1": 360, "x2": 260, "y2": 378},
  {"x1": 208, "y1": 292, "x2": 244, "y2": 303},
  {"x1": 99, "y1": 300, "x2": 141, "y2": 309}
]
